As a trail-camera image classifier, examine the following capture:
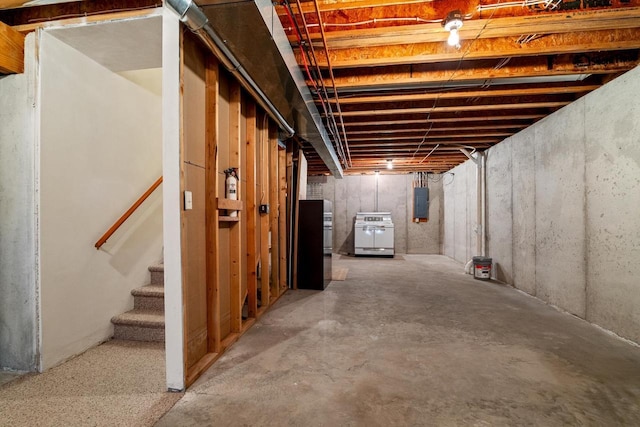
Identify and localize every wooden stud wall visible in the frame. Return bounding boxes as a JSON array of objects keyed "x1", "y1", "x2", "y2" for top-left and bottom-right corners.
[{"x1": 180, "y1": 35, "x2": 289, "y2": 388}]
